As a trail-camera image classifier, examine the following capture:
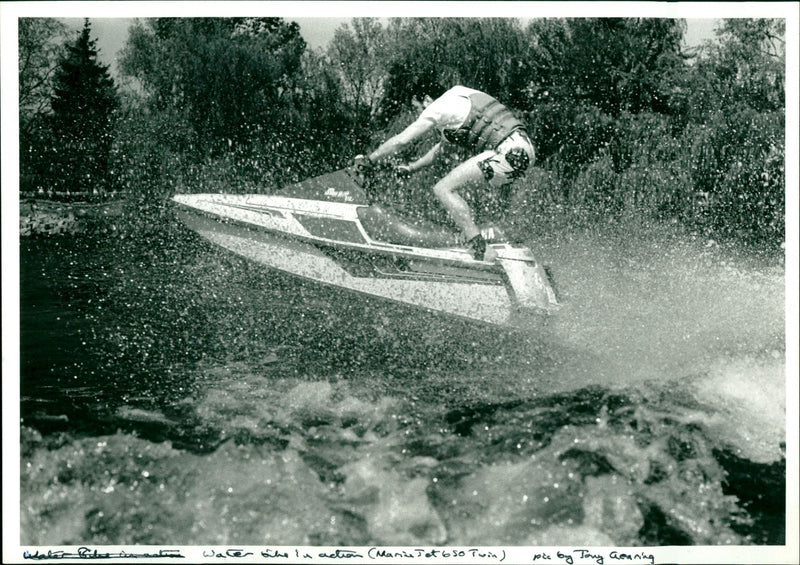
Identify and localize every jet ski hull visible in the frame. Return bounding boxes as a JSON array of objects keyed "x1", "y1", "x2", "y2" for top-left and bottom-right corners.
[{"x1": 173, "y1": 190, "x2": 559, "y2": 327}]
